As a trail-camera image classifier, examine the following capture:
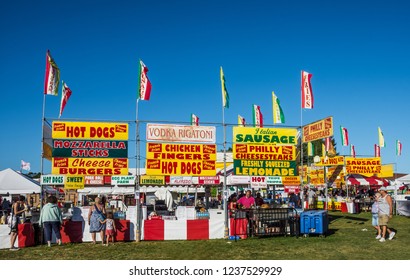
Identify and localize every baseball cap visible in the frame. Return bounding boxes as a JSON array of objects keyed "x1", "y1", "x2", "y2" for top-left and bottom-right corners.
[{"x1": 379, "y1": 187, "x2": 387, "y2": 191}]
